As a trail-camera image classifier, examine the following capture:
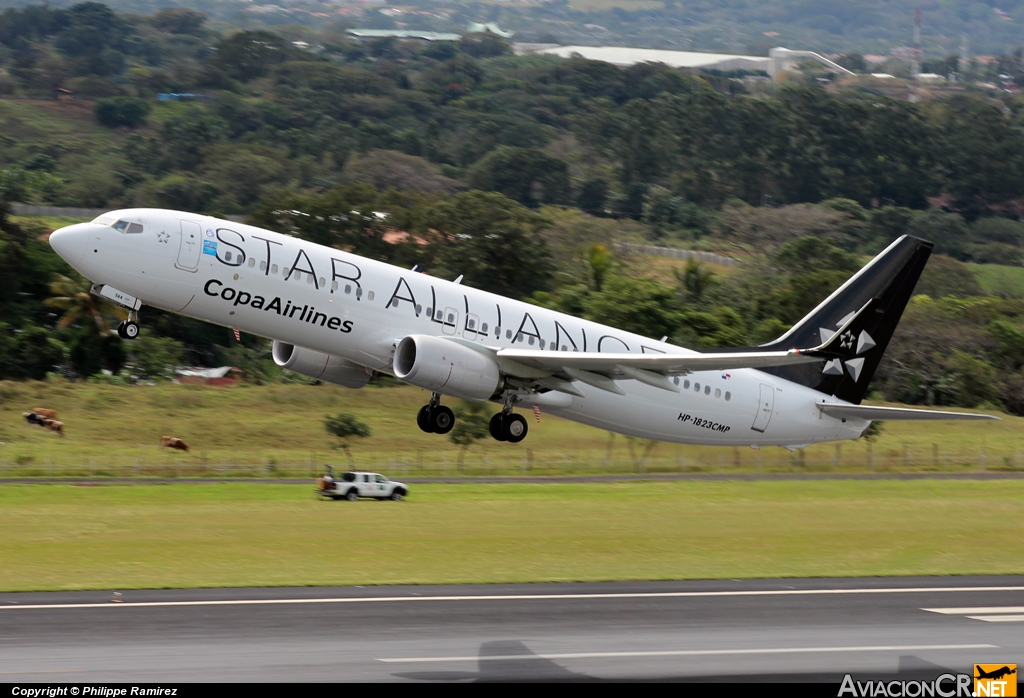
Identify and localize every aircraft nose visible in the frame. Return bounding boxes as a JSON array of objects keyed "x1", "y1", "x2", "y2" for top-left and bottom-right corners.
[{"x1": 48, "y1": 223, "x2": 91, "y2": 266}]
